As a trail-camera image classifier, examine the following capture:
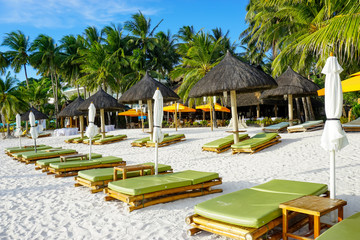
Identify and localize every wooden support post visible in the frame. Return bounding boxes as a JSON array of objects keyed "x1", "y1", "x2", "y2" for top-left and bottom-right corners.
[
  {"x1": 80, "y1": 115, "x2": 84, "y2": 138},
  {"x1": 100, "y1": 108, "x2": 105, "y2": 139},
  {"x1": 256, "y1": 104, "x2": 260, "y2": 118},
  {"x1": 295, "y1": 98, "x2": 301, "y2": 121},
  {"x1": 302, "y1": 97, "x2": 310, "y2": 122},
  {"x1": 306, "y1": 96, "x2": 315, "y2": 120},
  {"x1": 179, "y1": 112, "x2": 182, "y2": 128},
  {"x1": 282, "y1": 209, "x2": 288, "y2": 240},
  {"x1": 288, "y1": 94, "x2": 293, "y2": 121},
  {"x1": 210, "y1": 101, "x2": 213, "y2": 131},
  {"x1": 69, "y1": 117, "x2": 73, "y2": 128},
  {"x1": 202, "y1": 111, "x2": 205, "y2": 121},
  {"x1": 230, "y1": 90, "x2": 239, "y2": 144},
  {"x1": 147, "y1": 99, "x2": 153, "y2": 141},
  {"x1": 60, "y1": 117, "x2": 64, "y2": 128},
  {"x1": 314, "y1": 215, "x2": 320, "y2": 238},
  {"x1": 274, "y1": 104, "x2": 278, "y2": 117}
]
